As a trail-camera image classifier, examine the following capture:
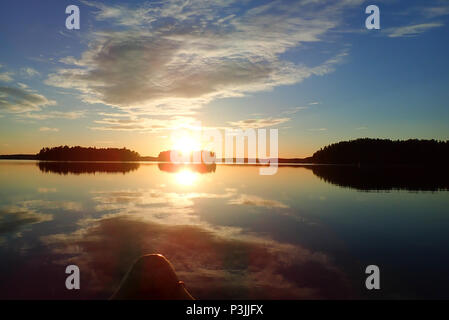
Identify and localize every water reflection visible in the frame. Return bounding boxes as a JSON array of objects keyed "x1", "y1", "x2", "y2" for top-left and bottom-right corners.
[
  {"x1": 40, "y1": 215, "x2": 352, "y2": 299},
  {"x1": 37, "y1": 161, "x2": 140, "y2": 175},
  {"x1": 158, "y1": 163, "x2": 216, "y2": 187},
  {"x1": 36, "y1": 161, "x2": 449, "y2": 192},
  {"x1": 36, "y1": 161, "x2": 217, "y2": 177},
  {"x1": 306, "y1": 165, "x2": 449, "y2": 191},
  {"x1": 174, "y1": 170, "x2": 199, "y2": 186},
  {"x1": 41, "y1": 184, "x2": 352, "y2": 299},
  {"x1": 158, "y1": 162, "x2": 216, "y2": 174},
  {"x1": 1, "y1": 161, "x2": 449, "y2": 299}
]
